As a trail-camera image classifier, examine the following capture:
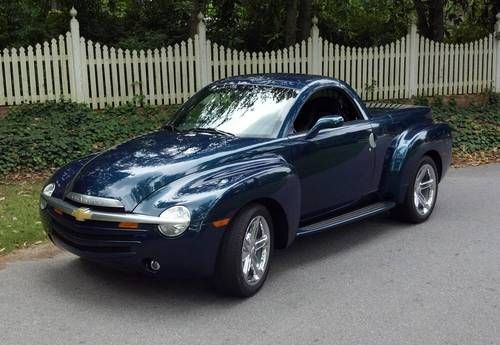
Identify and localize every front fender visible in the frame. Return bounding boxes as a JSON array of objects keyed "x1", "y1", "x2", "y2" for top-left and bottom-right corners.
[
  {"x1": 45, "y1": 153, "x2": 98, "y2": 198},
  {"x1": 133, "y1": 155, "x2": 300, "y2": 244},
  {"x1": 380, "y1": 123, "x2": 452, "y2": 203}
]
